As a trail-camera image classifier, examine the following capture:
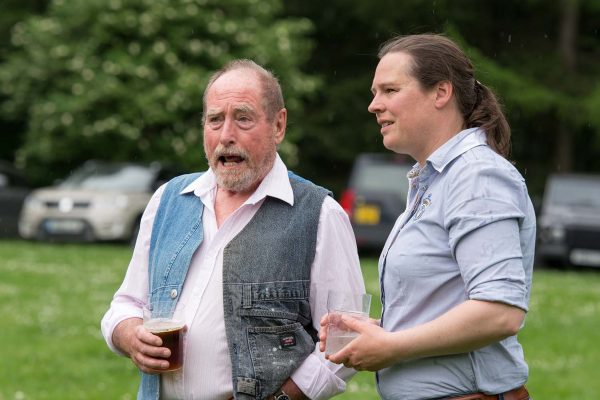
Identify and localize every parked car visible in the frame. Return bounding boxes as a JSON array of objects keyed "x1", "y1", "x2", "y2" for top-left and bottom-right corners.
[
  {"x1": 0, "y1": 161, "x2": 31, "y2": 238},
  {"x1": 537, "y1": 173, "x2": 600, "y2": 268},
  {"x1": 340, "y1": 153, "x2": 413, "y2": 251},
  {"x1": 19, "y1": 160, "x2": 181, "y2": 243}
]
